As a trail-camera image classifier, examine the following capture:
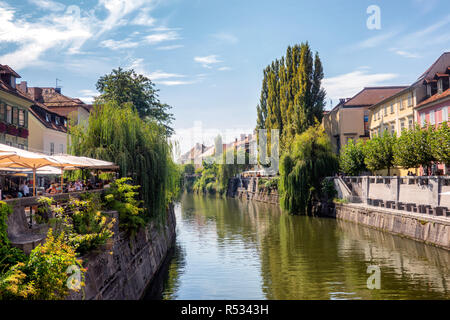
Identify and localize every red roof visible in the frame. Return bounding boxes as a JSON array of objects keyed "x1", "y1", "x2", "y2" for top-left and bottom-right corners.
[
  {"x1": 0, "y1": 65, "x2": 21, "y2": 78},
  {"x1": 415, "y1": 89, "x2": 450, "y2": 109},
  {"x1": 345, "y1": 86, "x2": 408, "y2": 107}
]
